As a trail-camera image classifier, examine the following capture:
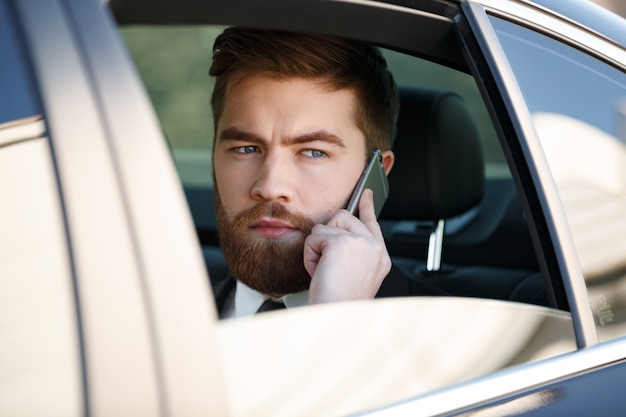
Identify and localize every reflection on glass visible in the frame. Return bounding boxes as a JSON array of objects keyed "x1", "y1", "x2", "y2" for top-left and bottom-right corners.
[
  {"x1": 491, "y1": 16, "x2": 626, "y2": 341},
  {"x1": 218, "y1": 298, "x2": 574, "y2": 417}
]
